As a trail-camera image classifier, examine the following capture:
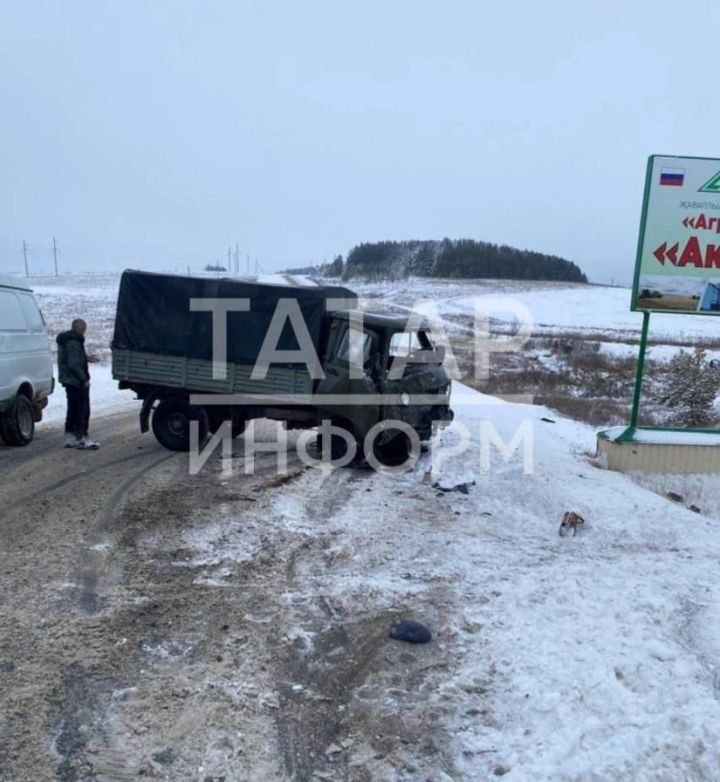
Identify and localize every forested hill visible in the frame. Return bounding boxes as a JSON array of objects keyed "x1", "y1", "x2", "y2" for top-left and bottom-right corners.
[{"x1": 328, "y1": 239, "x2": 587, "y2": 282}]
